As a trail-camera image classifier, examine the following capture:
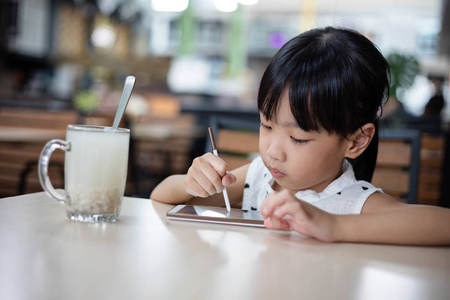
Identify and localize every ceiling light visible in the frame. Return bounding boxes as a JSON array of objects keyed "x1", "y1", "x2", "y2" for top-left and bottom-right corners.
[
  {"x1": 151, "y1": 0, "x2": 189, "y2": 12},
  {"x1": 91, "y1": 23, "x2": 116, "y2": 50},
  {"x1": 214, "y1": 0, "x2": 238, "y2": 12},
  {"x1": 239, "y1": 0, "x2": 259, "y2": 5}
]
